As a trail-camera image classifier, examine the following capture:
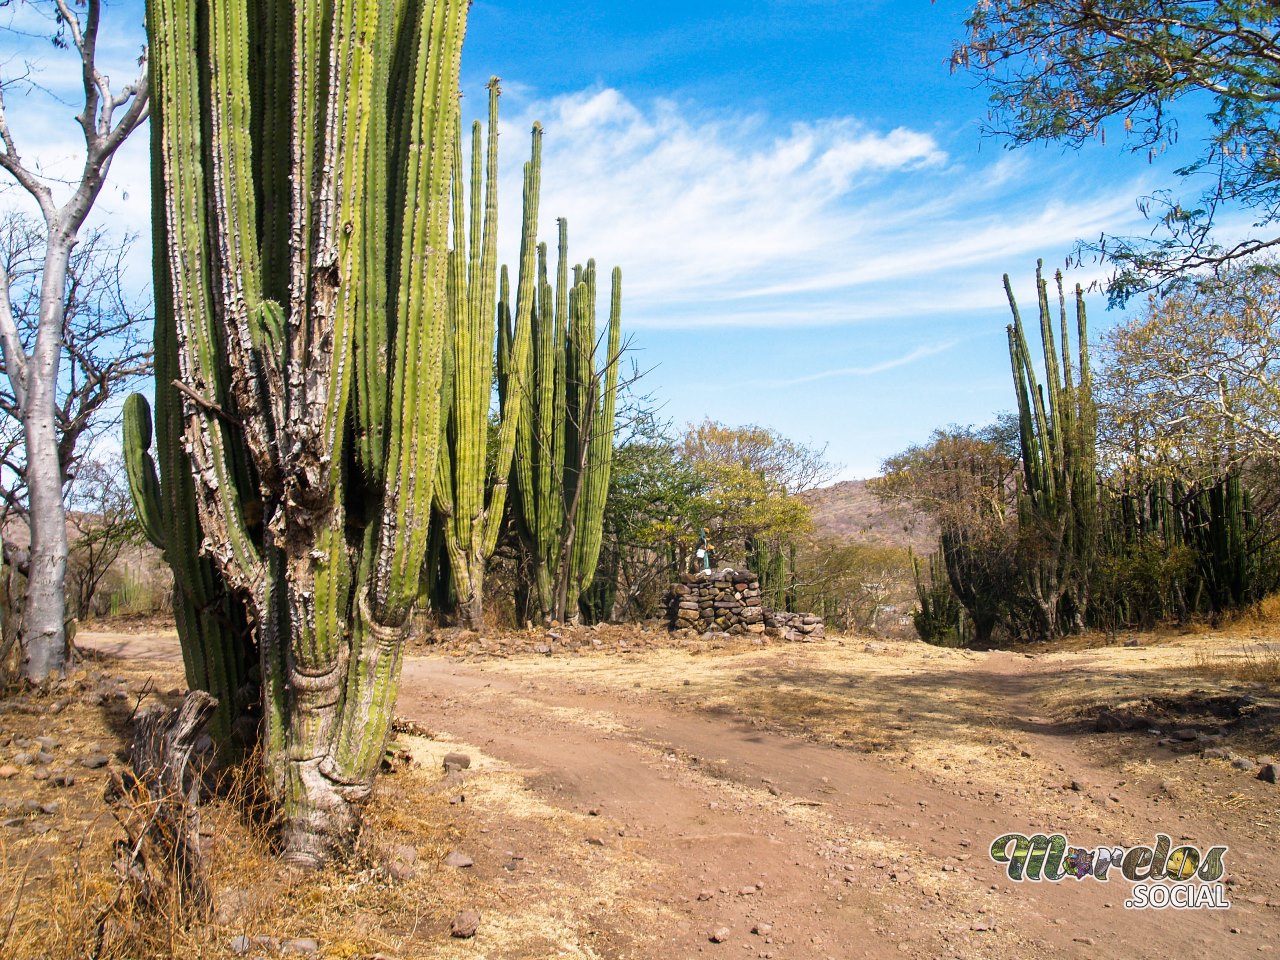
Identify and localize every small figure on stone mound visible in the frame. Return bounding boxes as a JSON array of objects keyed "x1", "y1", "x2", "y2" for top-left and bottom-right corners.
[{"x1": 697, "y1": 528, "x2": 715, "y2": 573}]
